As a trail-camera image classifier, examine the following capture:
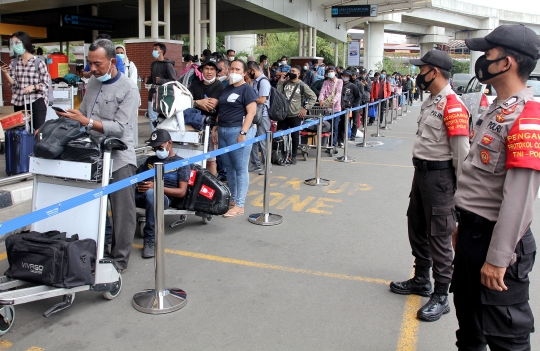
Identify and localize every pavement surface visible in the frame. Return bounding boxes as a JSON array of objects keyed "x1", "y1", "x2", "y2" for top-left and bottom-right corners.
[{"x1": 0, "y1": 103, "x2": 540, "y2": 351}]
